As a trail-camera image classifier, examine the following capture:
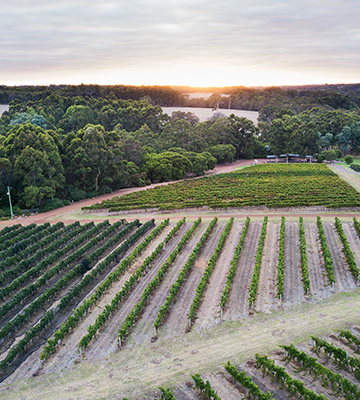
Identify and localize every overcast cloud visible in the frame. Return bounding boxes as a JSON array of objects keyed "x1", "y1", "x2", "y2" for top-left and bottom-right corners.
[{"x1": 1, "y1": 0, "x2": 359, "y2": 86}]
